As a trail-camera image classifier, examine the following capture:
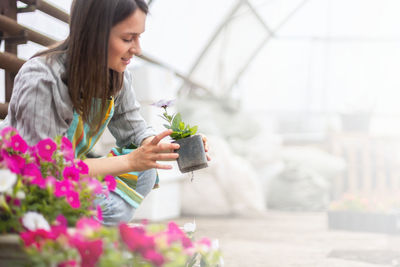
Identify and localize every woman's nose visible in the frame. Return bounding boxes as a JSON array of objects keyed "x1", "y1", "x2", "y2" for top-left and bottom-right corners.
[{"x1": 130, "y1": 40, "x2": 141, "y2": 56}]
